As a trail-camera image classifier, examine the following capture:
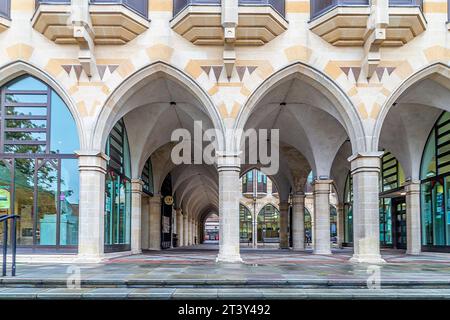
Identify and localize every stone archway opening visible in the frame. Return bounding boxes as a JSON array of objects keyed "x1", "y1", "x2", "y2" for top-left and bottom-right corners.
[
  {"x1": 81, "y1": 65, "x2": 223, "y2": 257},
  {"x1": 235, "y1": 69, "x2": 359, "y2": 257},
  {"x1": 375, "y1": 67, "x2": 450, "y2": 254}
]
